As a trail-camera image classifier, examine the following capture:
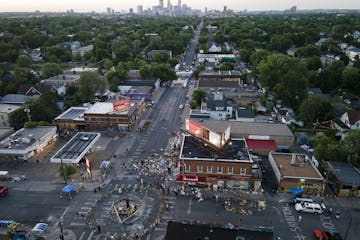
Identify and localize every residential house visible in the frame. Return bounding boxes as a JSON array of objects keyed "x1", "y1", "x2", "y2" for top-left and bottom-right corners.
[
  {"x1": 57, "y1": 41, "x2": 81, "y2": 50},
  {"x1": 72, "y1": 44, "x2": 93, "y2": 57},
  {"x1": 0, "y1": 94, "x2": 32, "y2": 105},
  {"x1": 146, "y1": 50, "x2": 172, "y2": 61},
  {"x1": 346, "y1": 47, "x2": 360, "y2": 61},
  {"x1": 196, "y1": 92, "x2": 233, "y2": 120},
  {"x1": 208, "y1": 43, "x2": 222, "y2": 53},
  {"x1": 40, "y1": 74, "x2": 80, "y2": 87},
  {"x1": 17, "y1": 83, "x2": 56, "y2": 96},
  {"x1": 29, "y1": 48, "x2": 42, "y2": 62},
  {"x1": 0, "y1": 104, "x2": 21, "y2": 127},
  {"x1": 339, "y1": 109, "x2": 360, "y2": 129}
]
